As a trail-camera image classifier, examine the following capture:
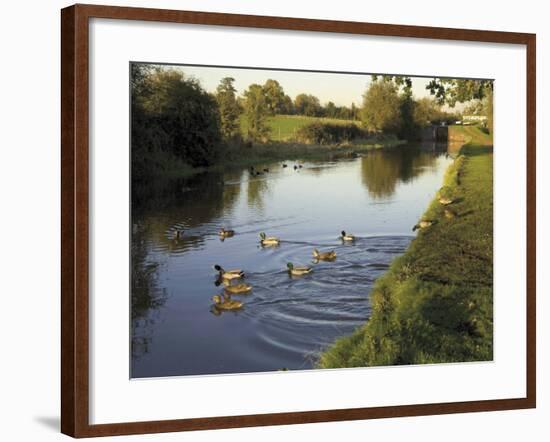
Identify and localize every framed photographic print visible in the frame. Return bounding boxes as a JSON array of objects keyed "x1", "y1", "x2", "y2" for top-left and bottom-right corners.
[{"x1": 61, "y1": 3, "x2": 536, "y2": 437}]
